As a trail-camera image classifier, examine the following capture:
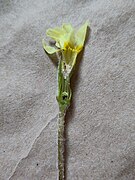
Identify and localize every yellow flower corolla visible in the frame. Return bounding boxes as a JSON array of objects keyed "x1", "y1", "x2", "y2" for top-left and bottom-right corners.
[{"x1": 42, "y1": 21, "x2": 88, "y2": 75}]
